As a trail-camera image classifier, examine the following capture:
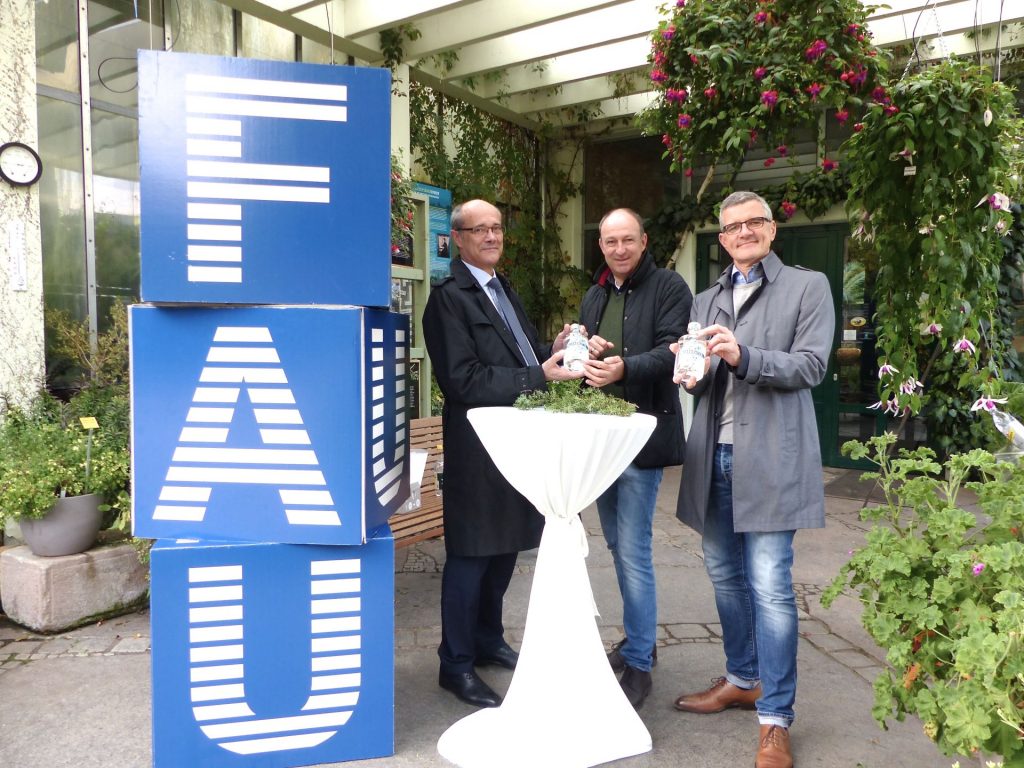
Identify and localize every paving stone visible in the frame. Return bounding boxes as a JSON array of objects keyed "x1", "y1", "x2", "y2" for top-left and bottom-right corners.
[
  {"x1": 797, "y1": 618, "x2": 830, "y2": 635},
  {"x1": 415, "y1": 627, "x2": 442, "y2": 647},
  {"x1": 803, "y1": 631, "x2": 857, "y2": 652},
  {"x1": 664, "y1": 623, "x2": 712, "y2": 640},
  {"x1": 35, "y1": 638, "x2": 74, "y2": 656},
  {"x1": 110, "y1": 636, "x2": 150, "y2": 654},
  {"x1": 394, "y1": 628, "x2": 416, "y2": 649},
  {"x1": 67, "y1": 636, "x2": 116, "y2": 655},
  {"x1": 831, "y1": 648, "x2": 884, "y2": 669}
]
